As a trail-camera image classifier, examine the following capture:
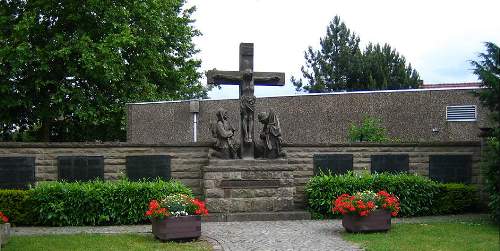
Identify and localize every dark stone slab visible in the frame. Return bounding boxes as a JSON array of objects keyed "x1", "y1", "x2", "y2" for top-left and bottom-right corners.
[
  {"x1": 313, "y1": 154, "x2": 353, "y2": 175},
  {"x1": 57, "y1": 156, "x2": 104, "y2": 182},
  {"x1": 126, "y1": 155, "x2": 171, "y2": 181},
  {"x1": 371, "y1": 154, "x2": 409, "y2": 174},
  {"x1": 0, "y1": 157, "x2": 35, "y2": 189},
  {"x1": 219, "y1": 179, "x2": 281, "y2": 188},
  {"x1": 429, "y1": 155, "x2": 472, "y2": 183}
]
